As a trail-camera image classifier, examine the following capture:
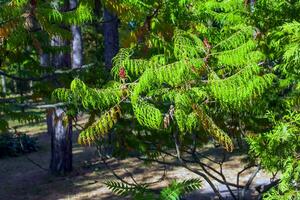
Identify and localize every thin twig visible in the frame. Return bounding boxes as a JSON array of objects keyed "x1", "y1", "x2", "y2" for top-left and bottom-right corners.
[
  {"x1": 137, "y1": 155, "x2": 224, "y2": 200},
  {"x1": 218, "y1": 150, "x2": 237, "y2": 200},
  {"x1": 123, "y1": 167, "x2": 139, "y2": 185},
  {"x1": 241, "y1": 165, "x2": 261, "y2": 199},
  {"x1": 97, "y1": 148, "x2": 136, "y2": 187},
  {"x1": 237, "y1": 164, "x2": 256, "y2": 200},
  {"x1": 183, "y1": 149, "x2": 244, "y2": 189}
]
